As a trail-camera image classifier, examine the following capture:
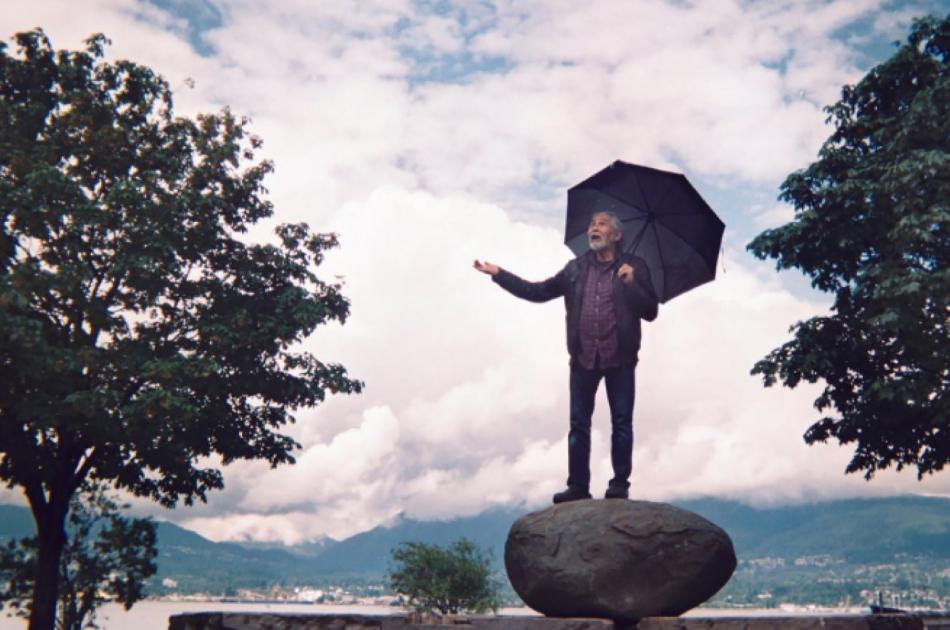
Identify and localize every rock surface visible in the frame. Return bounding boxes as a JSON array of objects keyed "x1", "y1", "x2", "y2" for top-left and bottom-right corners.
[{"x1": 504, "y1": 500, "x2": 737, "y2": 621}]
